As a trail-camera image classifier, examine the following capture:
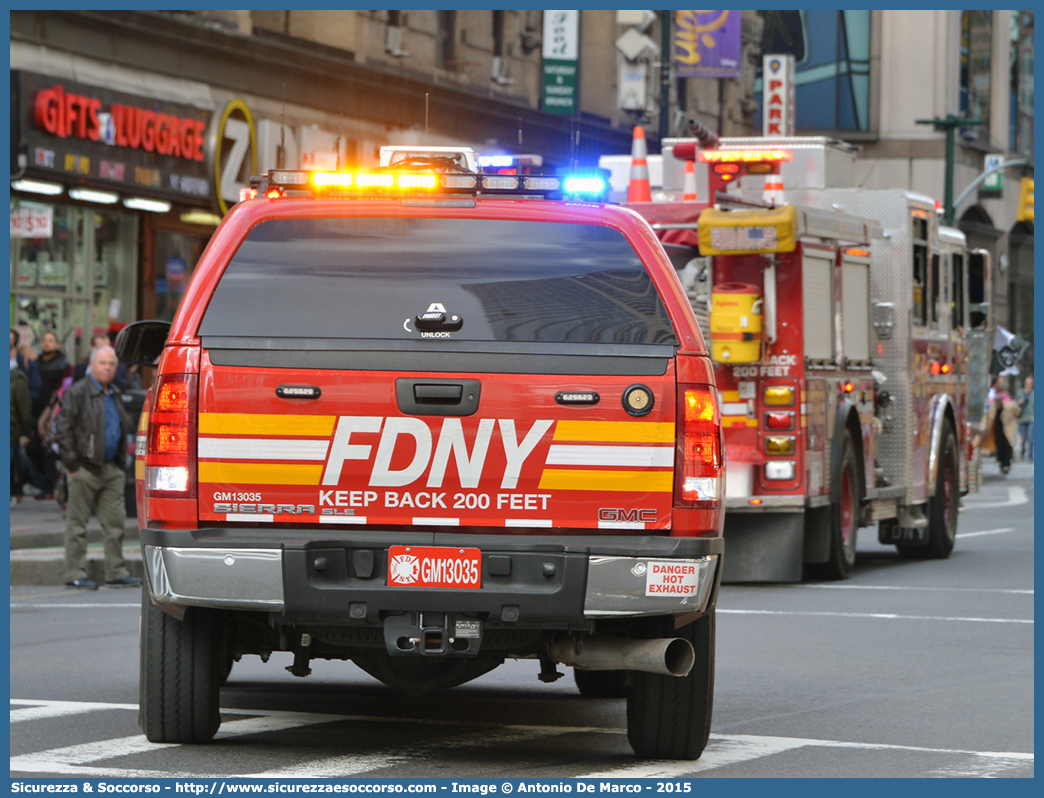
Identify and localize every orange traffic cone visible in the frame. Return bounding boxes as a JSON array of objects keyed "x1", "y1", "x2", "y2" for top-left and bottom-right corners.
[
  {"x1": 763, "y1": 172, "x2": 785, "y2": 206},
  {"x1": 682, "y1": 159, "x2": 698, "y2": 201},
  {"x1": 627, "y1": 126, "x2": 652, "y2": 203}
]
